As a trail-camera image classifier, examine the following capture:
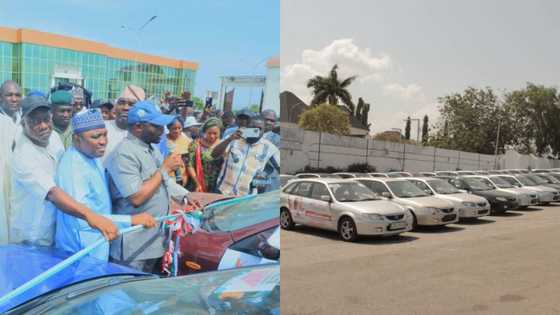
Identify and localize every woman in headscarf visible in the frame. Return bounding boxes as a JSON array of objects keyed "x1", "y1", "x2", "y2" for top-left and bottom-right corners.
[
  {"x1": 186, "y1": 117, "x2": 223, "y2": 192},
  {"x1": 162, "y1": 116, "x2": 192, "y2": 186}
]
